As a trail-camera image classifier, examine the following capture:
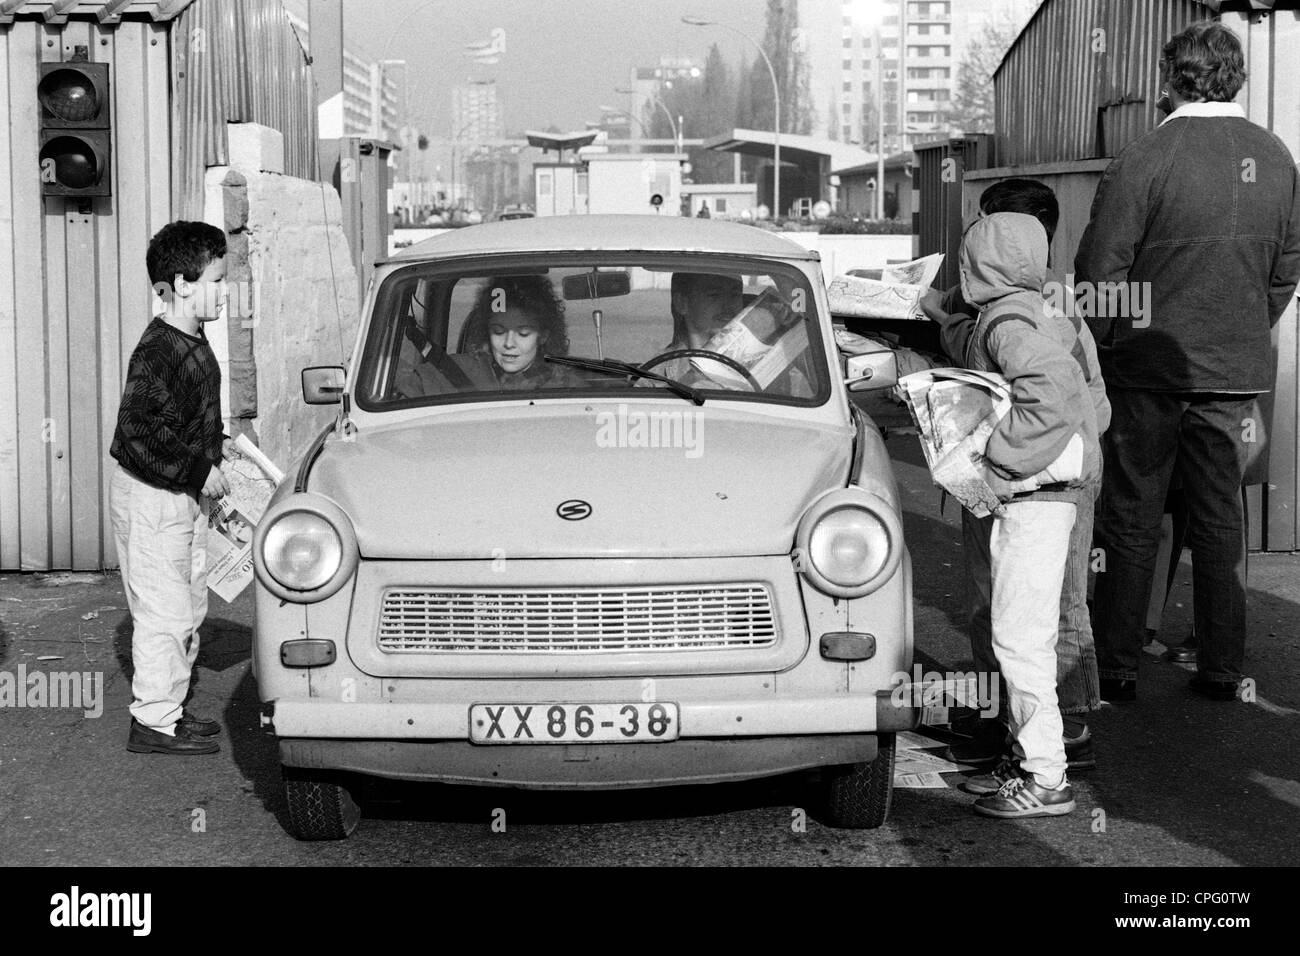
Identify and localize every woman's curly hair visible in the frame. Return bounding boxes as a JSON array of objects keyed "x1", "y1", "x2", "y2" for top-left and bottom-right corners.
[
  {"x1": 1161, "y1": 21, "x2": 1246, "y2": 104},
  {"x1": 462, "y1": 274, "x2": 569, "y2": 358}
]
